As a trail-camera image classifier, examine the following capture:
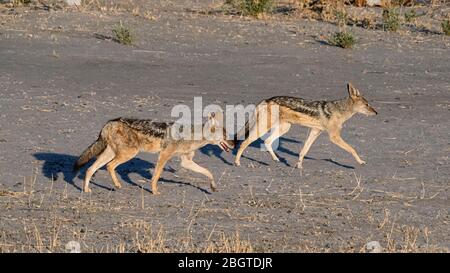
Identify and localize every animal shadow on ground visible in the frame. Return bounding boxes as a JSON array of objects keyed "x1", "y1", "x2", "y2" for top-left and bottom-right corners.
[
  {"x1": 233, "y1": 137, "x2": 304, "y2": 166},
  {"x1": 199, "y1": 144, "x2": 233, "y2": 165},
  {"x1": 234, "y1": 137, "x2": 355, "y2": 169},
  {"x1": 33, "y1": 152, "x2": 214, "y2": 194}
]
